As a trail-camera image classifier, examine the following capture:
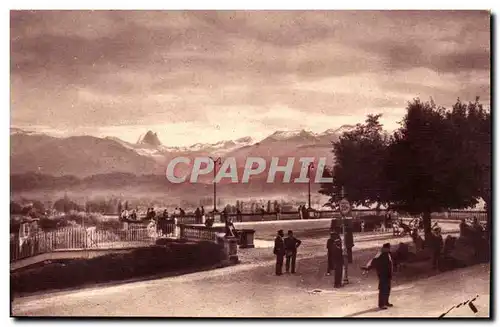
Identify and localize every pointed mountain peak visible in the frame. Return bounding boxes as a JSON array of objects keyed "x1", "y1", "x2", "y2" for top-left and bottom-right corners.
[{"x1": 137, "y1": 130, "x2": 162, "y2": 147}]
